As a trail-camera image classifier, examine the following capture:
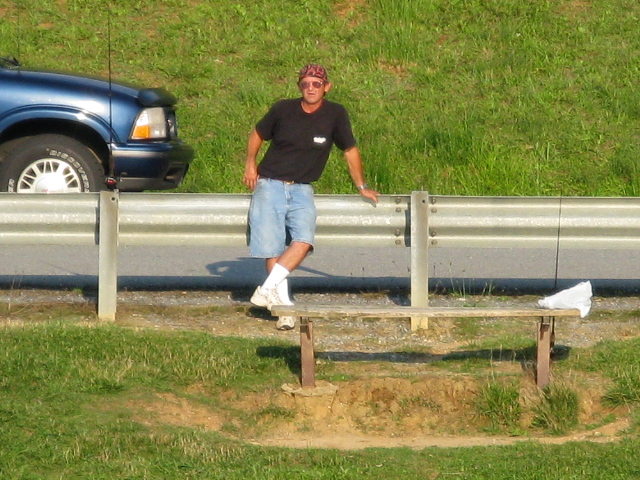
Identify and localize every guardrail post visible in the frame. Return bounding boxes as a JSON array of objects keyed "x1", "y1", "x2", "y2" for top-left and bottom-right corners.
[
  {"x1": 410, "y1": 191, "x2": 430, "y2": 330},
  {"x1": 98, "y1": 190, "x2": 119, "y2": 321}
]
